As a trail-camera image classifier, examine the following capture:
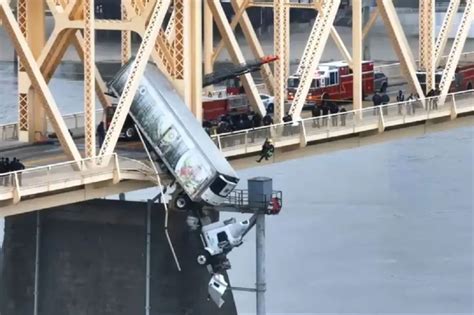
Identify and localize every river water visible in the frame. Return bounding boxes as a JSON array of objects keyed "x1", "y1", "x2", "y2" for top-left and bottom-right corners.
[{"x1": 0, "y1": 60, "x2": 473, "y2": 313}]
